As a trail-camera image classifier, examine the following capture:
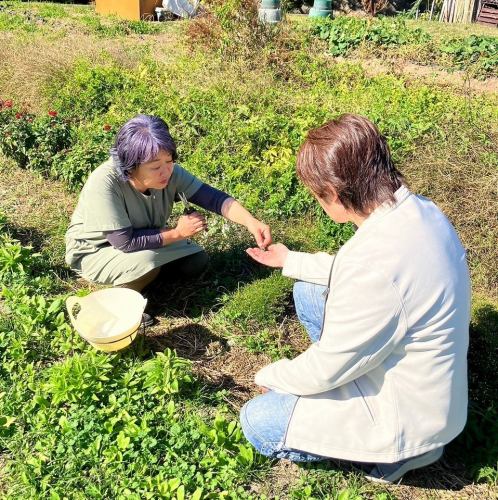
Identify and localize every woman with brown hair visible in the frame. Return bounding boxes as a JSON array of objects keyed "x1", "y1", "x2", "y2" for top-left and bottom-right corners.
[{"x1": 241, "y1": 114, "x2": 470, "y2": 483}]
